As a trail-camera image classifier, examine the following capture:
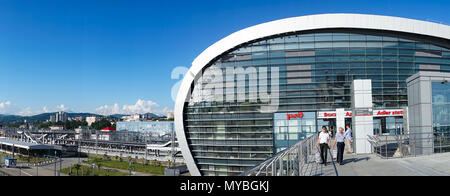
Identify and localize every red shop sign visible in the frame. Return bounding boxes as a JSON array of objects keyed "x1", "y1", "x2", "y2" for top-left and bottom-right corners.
[{"x1": 287, "y1": 112, "x2": 304, "y2": 120}]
